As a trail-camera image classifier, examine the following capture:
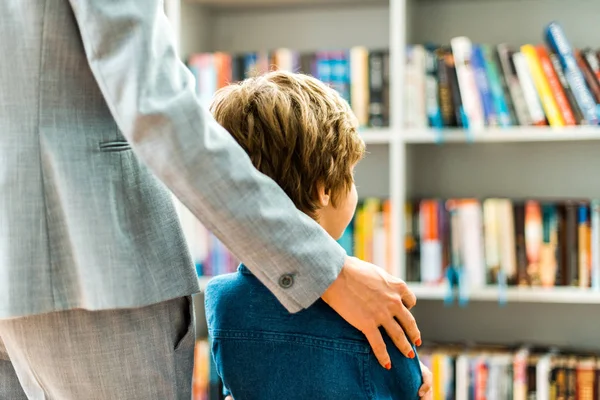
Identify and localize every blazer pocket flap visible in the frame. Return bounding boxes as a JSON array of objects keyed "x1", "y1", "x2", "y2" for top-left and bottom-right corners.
[{"x1": 99, "y1": 140, "x2": 131, "y2": 152}]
